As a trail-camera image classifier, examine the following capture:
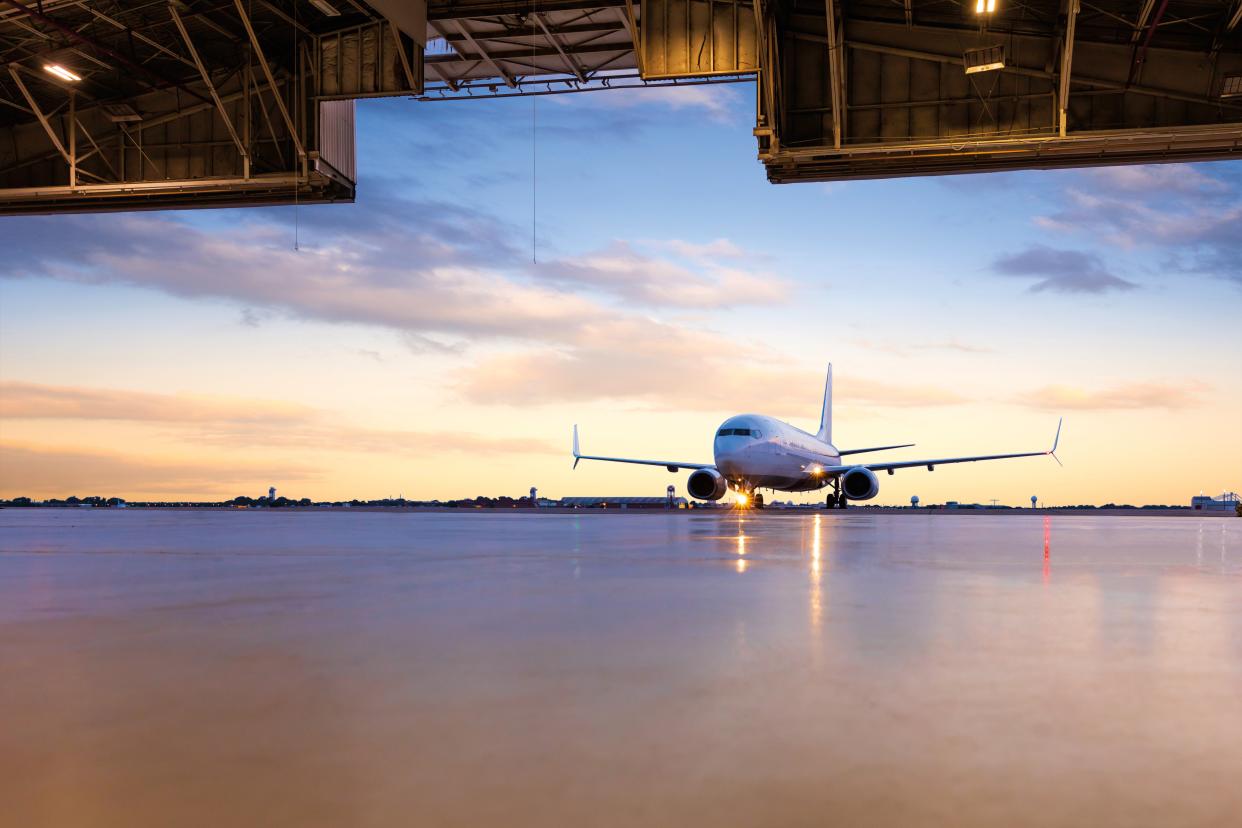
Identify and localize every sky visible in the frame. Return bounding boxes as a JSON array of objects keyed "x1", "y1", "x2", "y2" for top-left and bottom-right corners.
[{"x1": 1, "y1": 81, "x2": 1240, "y2": 506}]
